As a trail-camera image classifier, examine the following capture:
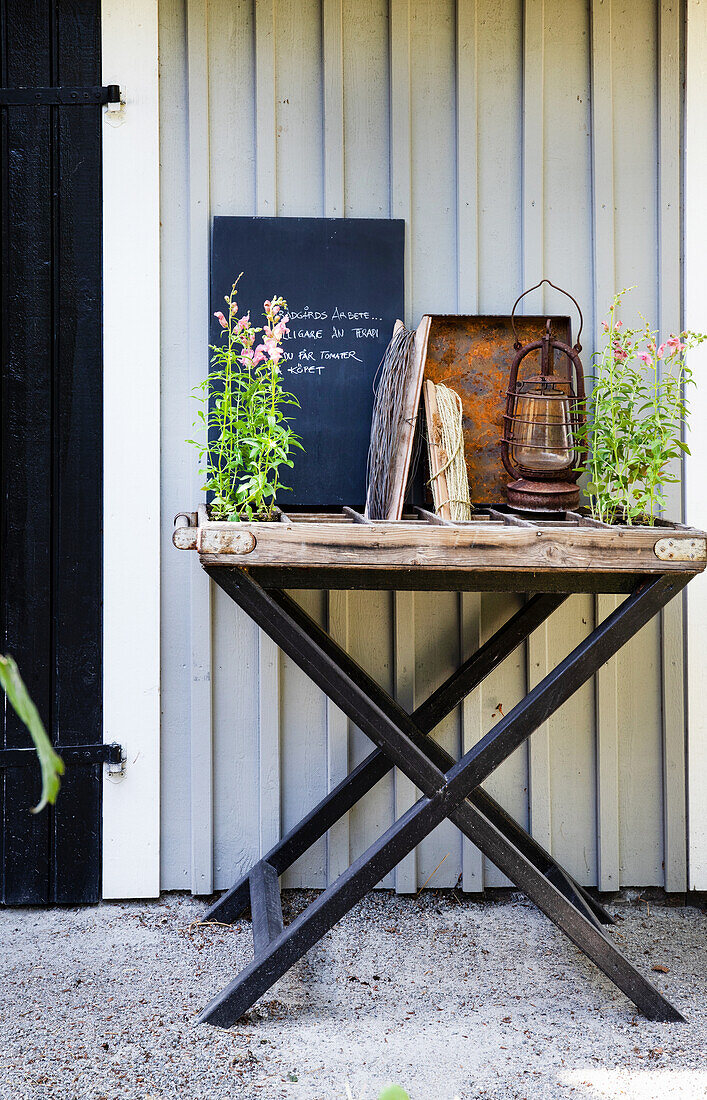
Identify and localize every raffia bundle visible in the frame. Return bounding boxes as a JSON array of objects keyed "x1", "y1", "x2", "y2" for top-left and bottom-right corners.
[{"x1": 427, "y1": 381, "x2": 472, "y2": 522}]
